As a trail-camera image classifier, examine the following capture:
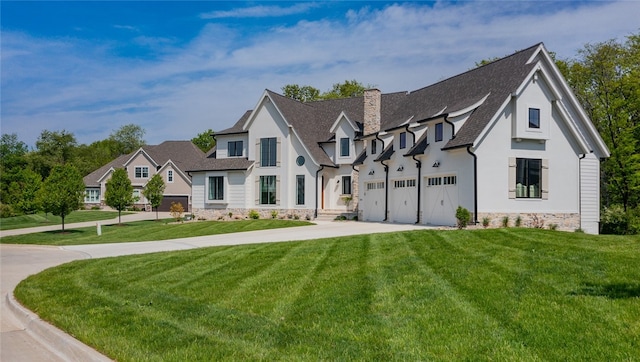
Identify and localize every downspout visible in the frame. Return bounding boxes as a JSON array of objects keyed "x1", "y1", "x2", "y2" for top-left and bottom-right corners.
[
  {"x1": 466, "y1": 146, "x2": 478, "y2": 224},
  {"x1": 444, "y1": 114, "x2": 455, "y2": 139},
  {"x1": 375, "y1": 133, "x2": 389, "y2": 222},
  {"x1": 405, "y1": 125, "x2": 422, "y2": 224},
  {"x1": 314, "y1": 165, "x2": 325, "y2": 219}
]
